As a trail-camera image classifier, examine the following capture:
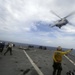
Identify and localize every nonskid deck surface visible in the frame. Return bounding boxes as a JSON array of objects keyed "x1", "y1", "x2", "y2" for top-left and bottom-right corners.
[{"x1": 0, "y1": 48, "x2": 75, "y2": 75}]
